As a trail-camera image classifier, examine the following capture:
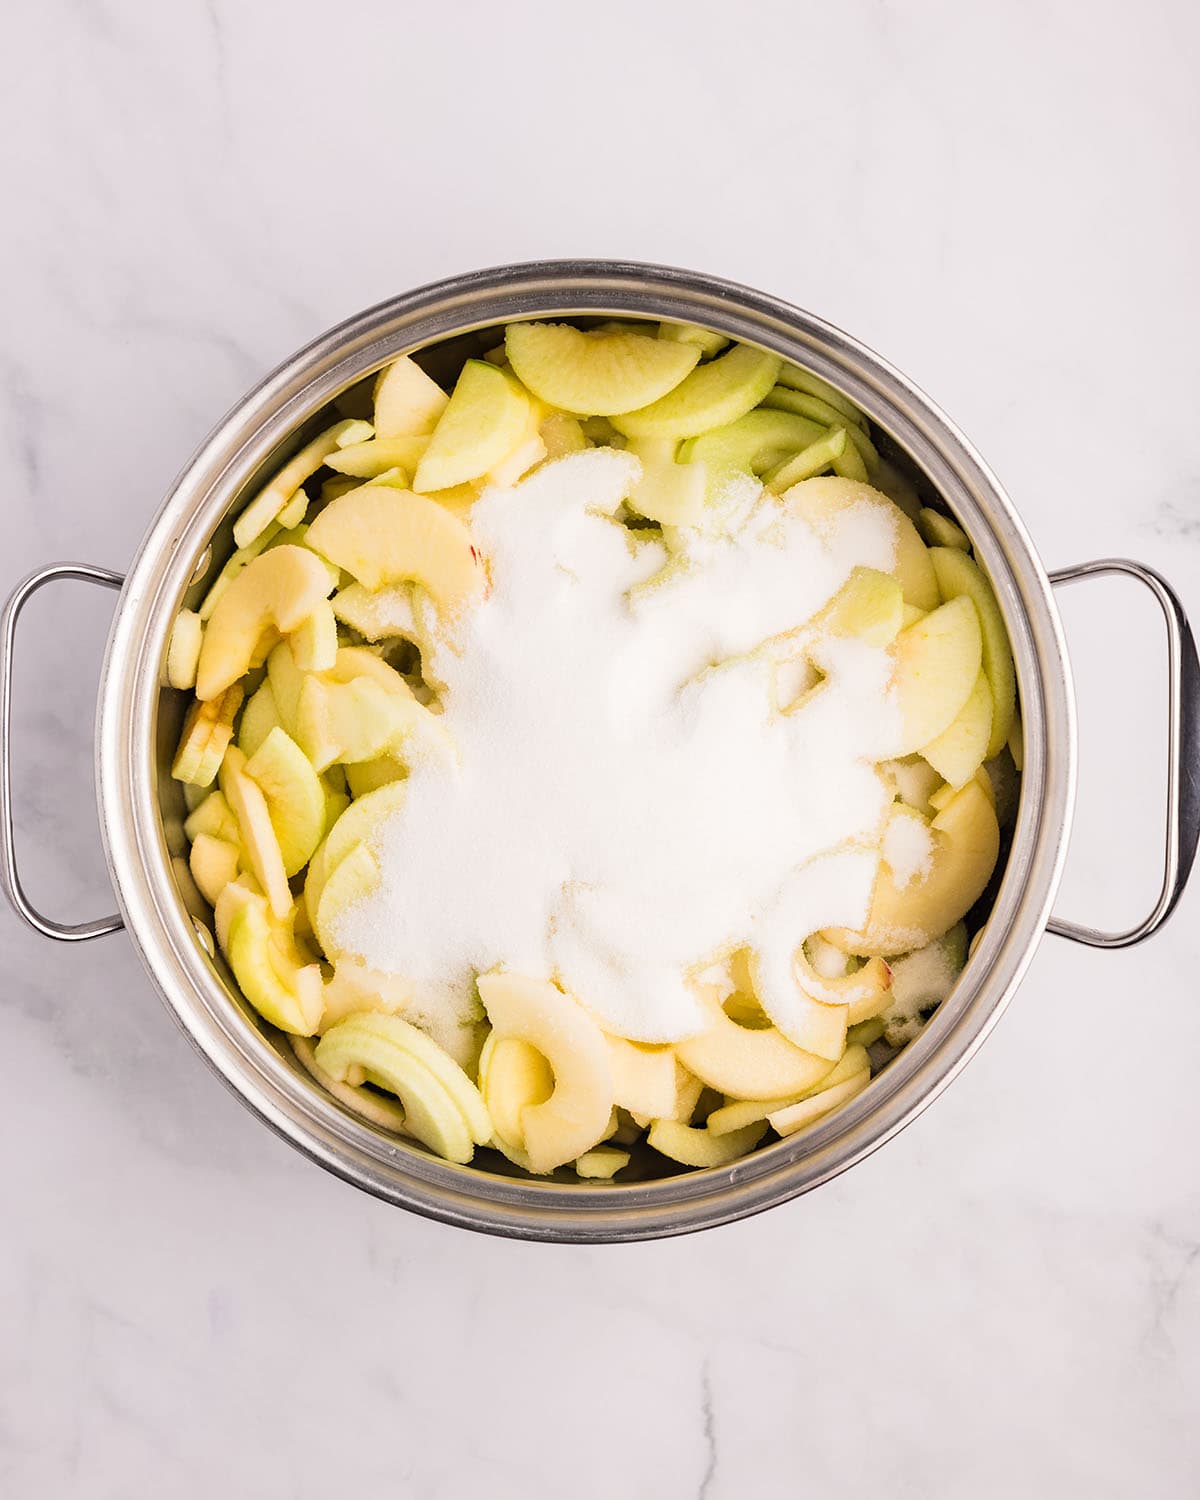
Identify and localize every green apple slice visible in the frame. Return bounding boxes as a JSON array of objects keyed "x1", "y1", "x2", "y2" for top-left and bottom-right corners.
[
  {"x1": 219, "y1": 745, "x2": 293, "y2": 920},
  {"x1": 763, "y1": 386, "x2": 880, "y2": 469},
  {"x1": 226, "y1": 893, "x2": 324, "y2": 1036},
  {"x1": 929, "y1": 546, "x2": 1016, "y2": 758},
  {"x1": 575, "y1": 1146, "x2": 631, "y2": 1178},
  {"x1": 244, "y1": 726, "x2": 326, "y2": 876},
  {"x1": 646, "y1": 1117, "x2": 766, "y2": 1167},
  {"x1": 373, "y1": 355, "x2": 449, "y2": 437},
  {"x1": 237, "y1": 682, "x2": 283, "y2": 758},
  {"x1": 763, "y1": 427, "x2": 848, "y2": 490},
  {"x1": 680, "y1": 407, "x2": 826, "y2": 475},
  {"x1": 326, "y1": 435, "x2": 430, "y2": 479},
  {"x1": 776, "y1": 364, "x2": 868, "y2": 429},
  {"x1": 624, "y1": 437, "x2": 708, "y2": 525},
  {"x1": 183, "y1": 788, "x2": 241, "y2": 846},
  {"x1": 505, "y1": 321, "x2": 699, "y2": 416},
  {"x1": 167, "y1": 610, "x2": 203, "y2": 691},
  {"x1": 889, "y1": 595, "x2": 984, "y2": 755},
  {"x1": 657, "y1": 321, "x2": 729, "y2": 357},
  {"x1": 197, "y1": 524, "x2": 281, "y2": 623},
  {"x1": 612, "y1": 343, "x2": 781, "y2": 440},
  {"x1": 917, "y1": 506, "x2": 971, "y2": 551},
  {"x1": 411, "y1": 360, "x2": 530, "y2": 492},
  {"x1": 920, "y1": 669, "x2": 993, "y2": 789},
  {"x1": 290, "y1": 1034, "x2": 410, "y2": 1135},
  {"x1": 345, "y1": 755, "x2": 407, "y2": 799},
  {"x1": 315, "y1": 1019, "x2": 475, "y2": 1163}
]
